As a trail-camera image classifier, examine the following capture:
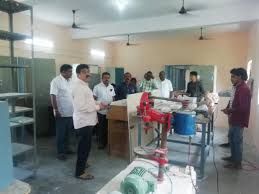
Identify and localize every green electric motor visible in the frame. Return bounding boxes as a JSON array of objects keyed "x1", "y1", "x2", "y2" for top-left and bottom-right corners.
[{"x1": 120, "y1": 167, "x2": 156, "y2": 194}]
